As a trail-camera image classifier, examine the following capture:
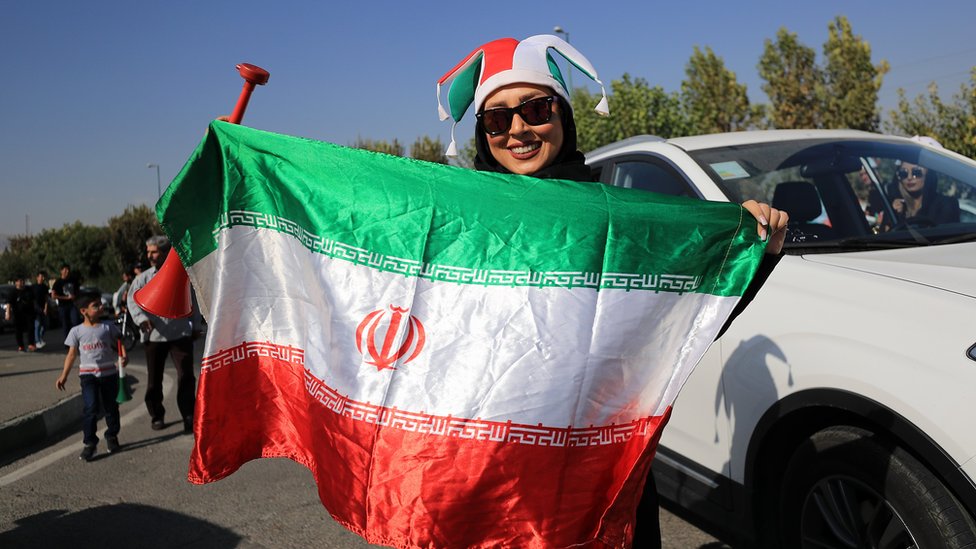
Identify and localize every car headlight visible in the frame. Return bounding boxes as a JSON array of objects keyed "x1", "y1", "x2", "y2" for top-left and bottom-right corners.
[{"x1": 969, "y1": 342, "x2": 976, "y2": 362}]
